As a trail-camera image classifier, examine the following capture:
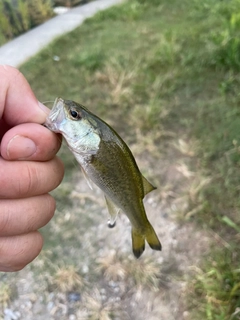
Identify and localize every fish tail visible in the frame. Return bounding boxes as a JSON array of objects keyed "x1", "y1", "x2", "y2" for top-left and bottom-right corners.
[
  {"x1": 145, "y1": 222, "x2": 162, "y2": 252},
  {"x1": 131, "y1": 228, "x2": 145, "y2": 258},
  {"x1": 131, "y1": 223, "x2": 161, "y2": 258}
]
